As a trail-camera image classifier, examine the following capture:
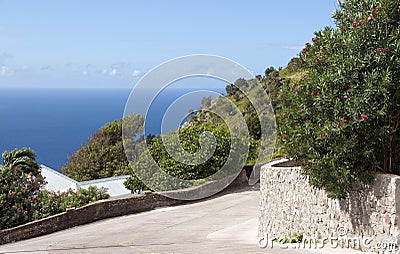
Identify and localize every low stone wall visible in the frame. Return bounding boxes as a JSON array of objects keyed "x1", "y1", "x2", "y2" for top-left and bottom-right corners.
[
  {"x1": 0, "y1": 192, "x2": 186, "y2": 245},
  {"x1": 259, "y1": 159, "x2": 400, "y2": 252},
  {"x1": 1, "y1": 169, "x2": 249, "y2": 245}
]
